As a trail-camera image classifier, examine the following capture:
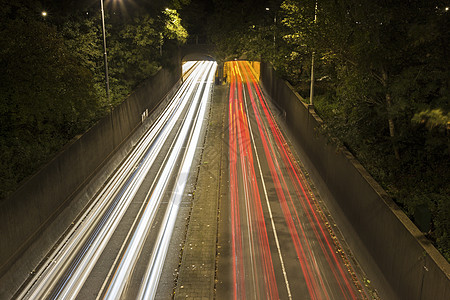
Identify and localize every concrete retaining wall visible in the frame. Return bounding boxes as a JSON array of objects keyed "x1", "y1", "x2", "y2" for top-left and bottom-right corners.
[
  {"x1": 260, "y1": 62, "x2": 450, "y2": 300},
  {"x1": 0, "y1": 62, "x2": 181, "y2": 279}
]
